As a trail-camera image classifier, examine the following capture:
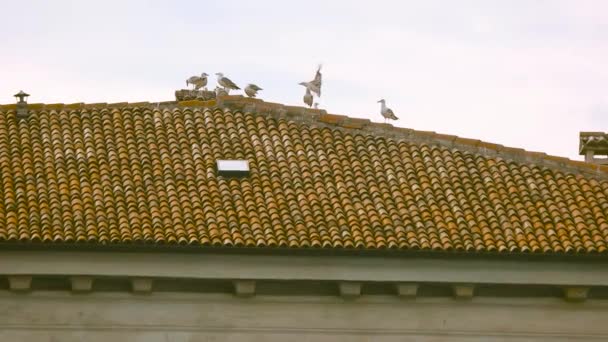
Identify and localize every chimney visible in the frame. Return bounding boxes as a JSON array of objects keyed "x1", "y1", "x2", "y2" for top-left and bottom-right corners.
[
  {"x1": 14, "y1": 90, "x2": 30, "y2": 119},
  {"x1": 579, "y1": 132, "x2": 608, "y2": 165}
]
